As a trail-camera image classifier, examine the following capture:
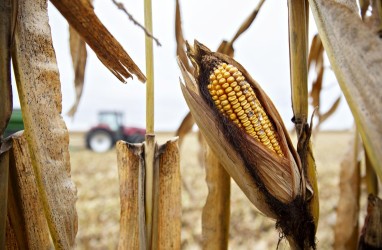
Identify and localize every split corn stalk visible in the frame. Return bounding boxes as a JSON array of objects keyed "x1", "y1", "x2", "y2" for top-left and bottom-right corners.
[
  {"x1": 6, "y1": 133, "x2": 51, "y2": 249},
  {"x1": 117, "y1": 138, "x2": 181, "y2": 250},
  {"x1": 180, "y1": 41, "x2": 315, "y2": 248},
  {"x1": 12, "y1": 0, "x2": 77, "y2": 247}
]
